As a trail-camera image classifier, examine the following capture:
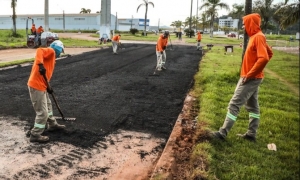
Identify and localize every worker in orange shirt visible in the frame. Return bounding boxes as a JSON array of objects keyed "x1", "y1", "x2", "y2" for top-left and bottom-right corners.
[
  {"x1": 155, "y1": 31, "x2": 169, "y2": 71},
  {"x1": 196, "y1": 31, "x2": 202, "y2": 50},
  {"x1": 212, "y1": 13, "x2": 273, "y2": 142},
  {"x1": 112, "y1": 34, "x2": 121, "y2": 54},
  {"x1": 31, "y1": 24, "x2": 36, "y2": 35},
  {"x1": 27, "y1": 40, "x2": 65, "y2": 143},
  {"x1": 36, "y1": 26, "x2": 44, "y2": 35}
]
